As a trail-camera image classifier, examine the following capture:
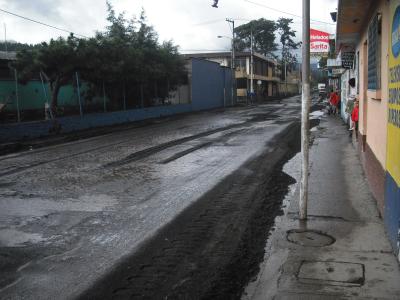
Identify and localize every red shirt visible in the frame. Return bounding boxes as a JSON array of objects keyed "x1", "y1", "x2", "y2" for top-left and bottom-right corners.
[
  {"x1": 330, "y1": 93, "x2": 339, "y2": 106},
  {"x1": 351, "y1": 106, "x2": 359, "y2": 122}
]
